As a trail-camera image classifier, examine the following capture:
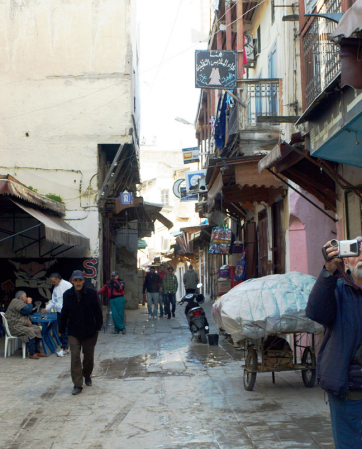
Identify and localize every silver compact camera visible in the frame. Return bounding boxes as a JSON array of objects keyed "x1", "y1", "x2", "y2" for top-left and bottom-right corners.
[{"x1": 322, "y1": 238, "x2": 361, "y2": 261}]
